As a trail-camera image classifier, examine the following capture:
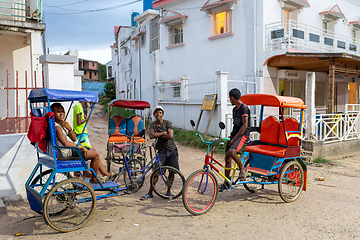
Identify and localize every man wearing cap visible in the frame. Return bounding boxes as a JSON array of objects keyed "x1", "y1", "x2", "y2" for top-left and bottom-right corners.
[{"x1": 141, "y1": 106, "x2": 179, "y2": 200}]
